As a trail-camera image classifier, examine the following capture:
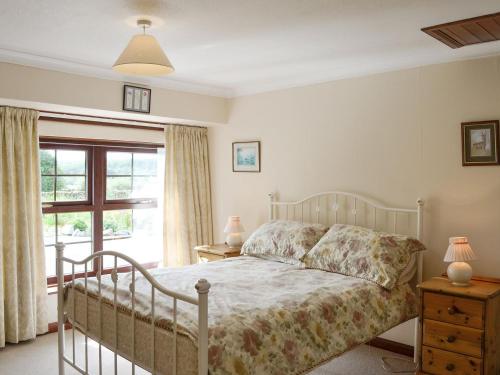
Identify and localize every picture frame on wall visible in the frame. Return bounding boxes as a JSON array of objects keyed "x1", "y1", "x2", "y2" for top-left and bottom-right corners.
[
  {"x1": 233, "y1": 141, "x2": 260, "y2": 172},
  {"x1": 461, "y1": 120, "x2": 499, "y2": 166},
  {"x1": 123, "y1": 85, "x2": 151, "y2": 114}
]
